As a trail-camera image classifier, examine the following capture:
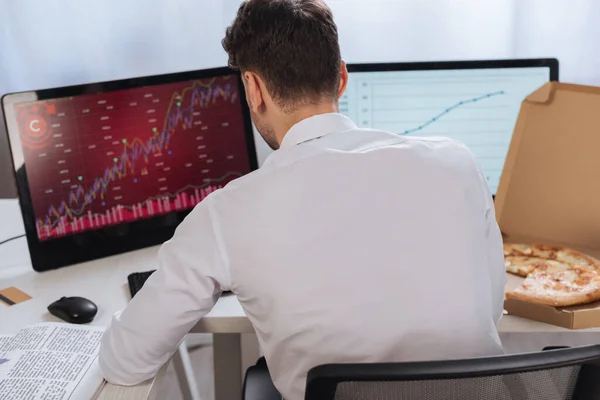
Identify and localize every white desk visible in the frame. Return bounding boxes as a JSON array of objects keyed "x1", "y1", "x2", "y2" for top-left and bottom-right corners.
[
  {"x1": 3, "y1": 198, "x2": 600, "y2": 400},
  {"x1": 96, "y1": 361, "x2": 169, "y2": 400}
]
